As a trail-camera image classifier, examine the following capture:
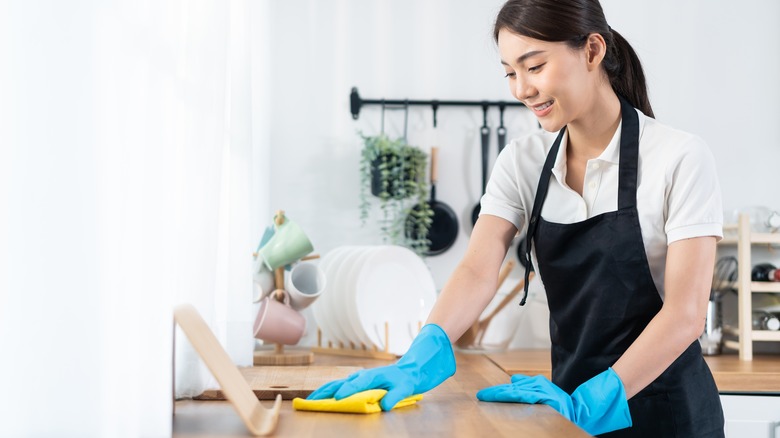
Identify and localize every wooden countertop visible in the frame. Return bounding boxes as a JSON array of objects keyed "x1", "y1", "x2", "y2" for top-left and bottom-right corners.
[
  {"x1": 485, "y1": 349, "x2": 780, "y2": 394},
  {"x1": 173, "y1": 352, "x2": 590, "y2": 438}
]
